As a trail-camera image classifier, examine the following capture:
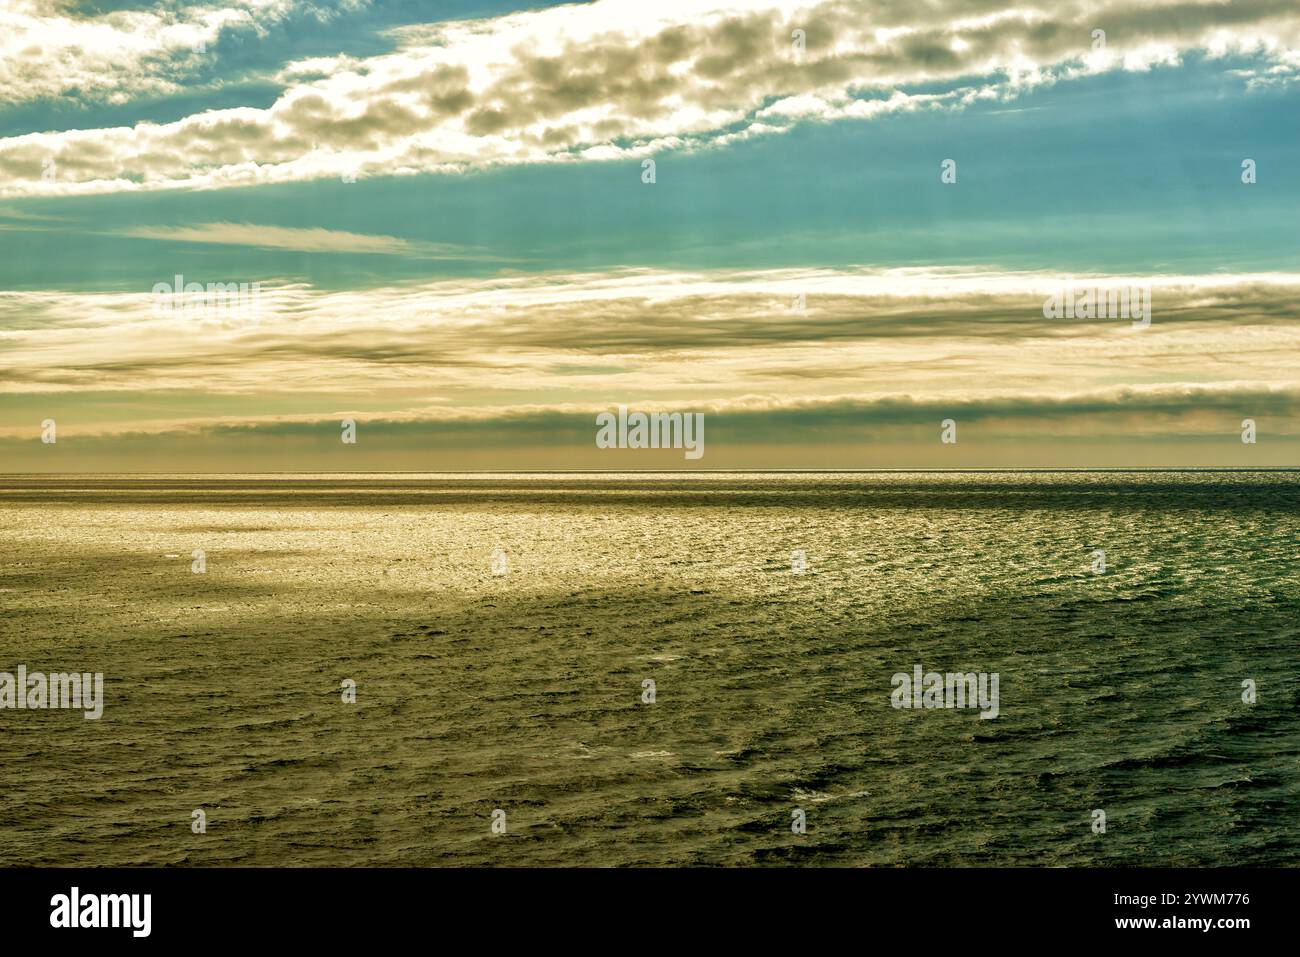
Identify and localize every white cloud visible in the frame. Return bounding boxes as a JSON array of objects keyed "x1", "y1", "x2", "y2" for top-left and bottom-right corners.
[
  {"x1": 119, "y1": 221, "x2": 500, "y2": 258},
  {"x1": 0, "y1": 0, "x2": 317, "y2": 107},
  {"x1": 1, "y1": 0, "x2": 1298, "y2": 196},
  {"x1": 2, "y1": 268, "x2": 1297, "y2": 440}
]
